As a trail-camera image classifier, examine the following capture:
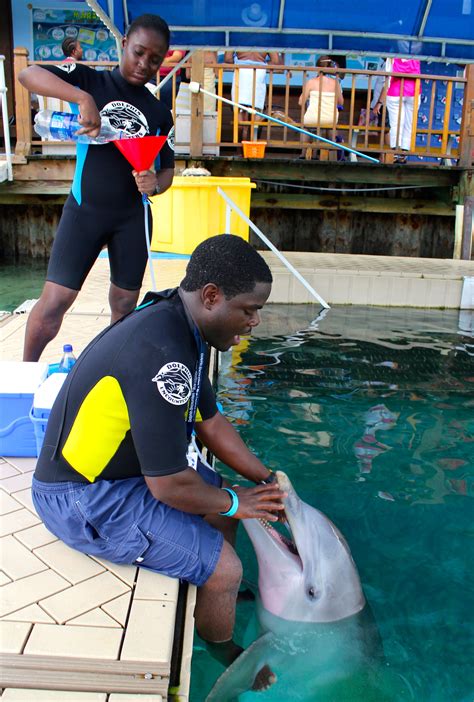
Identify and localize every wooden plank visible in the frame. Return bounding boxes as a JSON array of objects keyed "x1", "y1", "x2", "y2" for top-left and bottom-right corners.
[
  {"x1": 0, "y1": 193, "x2": 67, "y2": 205},
  {"x1": 13, "y1": 48, "x2": 31, "y2": 158},
  {"x1": 441, "y1": 81, "x2": 453, "y2": 154},
  {"x1": 0, "y1": 653, "x2": 169, "y2": 676},
  {"x1": 251, "y1": 192, "x2": 454, "y2": 216},
  {"x1": 13, "y1": 159, "x2": 76, "y2": 181},
  {"x1": 0, "y1": 179, "x2": 70, "y2": 193},
  {"x1": 459, "y1": 64, "x2": 474, "y2": 167},
  {"x1": 190, "y1": 51, "x2": 204, "y2": 158},
  {"x1": 461, "y1": 196, "x2": 474, "y2": 260},
  {"x1": 0, "y1": 668, "x2": 168, "y2": 696},
  {"x1": 203, "y1": 158, "x2": 460, "y2": 186}
]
